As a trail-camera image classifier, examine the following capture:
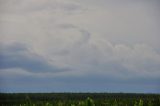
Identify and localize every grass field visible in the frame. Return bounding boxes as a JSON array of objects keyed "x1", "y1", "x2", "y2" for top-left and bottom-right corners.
[{"x1": 0, "y1": 93, "x2": 160, "y2": 106}]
